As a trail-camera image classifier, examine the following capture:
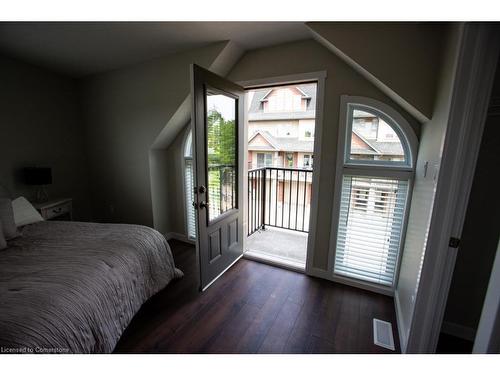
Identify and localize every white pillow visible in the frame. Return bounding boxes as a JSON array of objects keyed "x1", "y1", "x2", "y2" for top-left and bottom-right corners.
[{"x1": 12, "y1": 197, "x2": 44, "y2": 227}]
